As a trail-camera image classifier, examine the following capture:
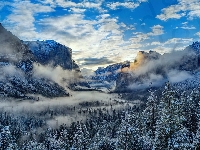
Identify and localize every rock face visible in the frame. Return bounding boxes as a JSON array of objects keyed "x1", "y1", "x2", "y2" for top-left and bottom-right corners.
[
  {"x1": 23, "y1": 40, "x2": 80, "y2": 71},
  {"x1": 91, "y1": 42, "x2": 200, "y2": 93},
  {"x1": 87, "y1": 62, "x2": 129, "y2": 91},
  {"x1": 0, "y1": 24, "x2": 89, "y2": 98},
  {"x1": 23, "y1": 40, "x2": 90, "y2": 90}
]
